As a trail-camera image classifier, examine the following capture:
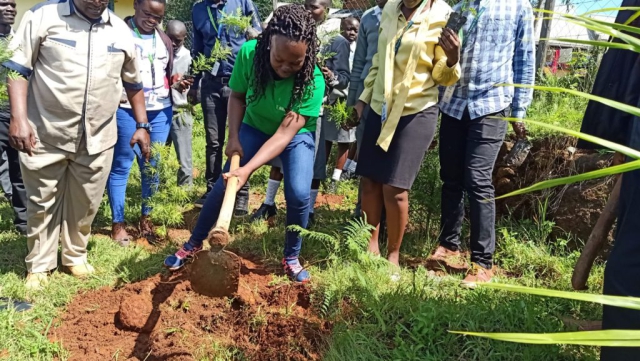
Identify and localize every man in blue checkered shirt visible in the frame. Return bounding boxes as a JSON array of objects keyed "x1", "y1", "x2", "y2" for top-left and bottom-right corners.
[{"x1": 434, "y1": 0, "x2": 535, "y2": 287}]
